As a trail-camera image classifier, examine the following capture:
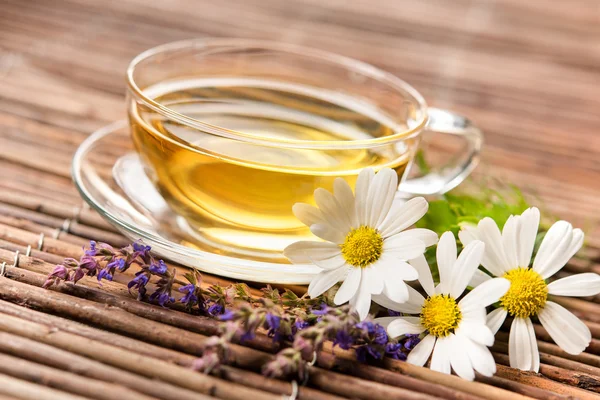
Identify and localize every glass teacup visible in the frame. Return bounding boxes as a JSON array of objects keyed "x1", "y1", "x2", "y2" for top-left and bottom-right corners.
[{"x1": 126, "y1": 39, "x2": 481, "y2": 261}]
